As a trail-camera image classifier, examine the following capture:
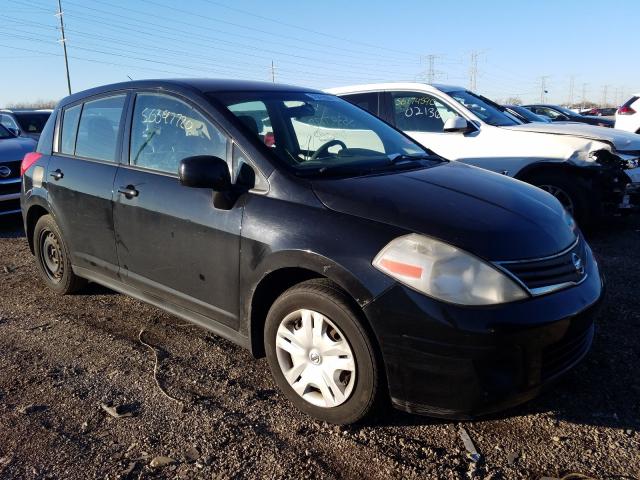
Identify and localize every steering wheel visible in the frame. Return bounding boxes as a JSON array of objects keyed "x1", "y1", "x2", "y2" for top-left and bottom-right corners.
[{"x1": 310, "y1": 139, "x2": 347, "y2": 161}]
